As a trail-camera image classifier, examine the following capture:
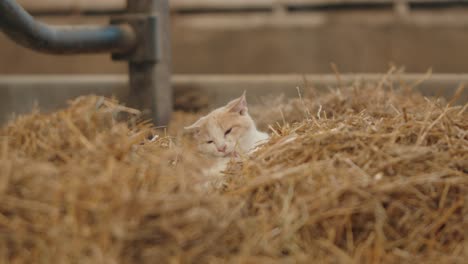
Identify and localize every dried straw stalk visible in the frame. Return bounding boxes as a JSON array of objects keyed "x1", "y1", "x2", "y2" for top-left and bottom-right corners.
[{"x1": 0, "y1": 79, "x2": 466, "y2": 263}]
